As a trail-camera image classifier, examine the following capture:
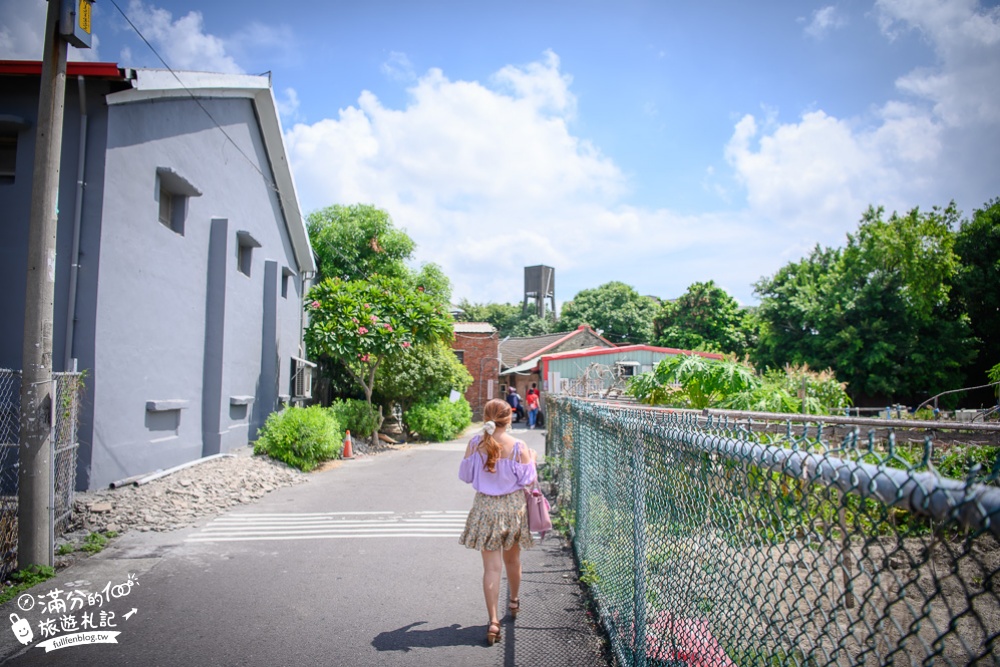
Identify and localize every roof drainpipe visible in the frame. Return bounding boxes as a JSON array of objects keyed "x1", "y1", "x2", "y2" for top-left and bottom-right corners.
[{"x1": 64, "y1": 75, "x2": 87, "y2": 372}]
